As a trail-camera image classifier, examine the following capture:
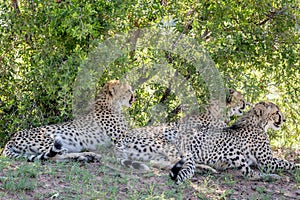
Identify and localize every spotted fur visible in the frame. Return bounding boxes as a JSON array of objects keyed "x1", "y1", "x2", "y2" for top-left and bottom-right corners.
[
  {"x1": 115, "y1": 89, "x2": 248, "y2": 171},
  {"x1": 114, "y1": 102, "x2": 299, "y2": 183},
  {"x1": 171, "y1": 102, "x2": 299, "y2": 183},
  {"x1": 128, "y1": 88, "x2": 248, "y2": 144},
  {"x1": 2, "y1": 80, "x2": 134, "y2": 162}
]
